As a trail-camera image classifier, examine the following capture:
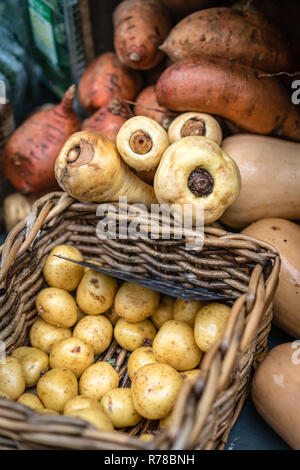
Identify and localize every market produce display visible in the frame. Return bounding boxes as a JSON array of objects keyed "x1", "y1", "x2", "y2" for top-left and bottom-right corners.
[
  {"x1": 0, "y1": 0, "x2": 299, "y2": 451},
  {"x1": 0, "y1": 246, "x2": 231, "y2": 432}
]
